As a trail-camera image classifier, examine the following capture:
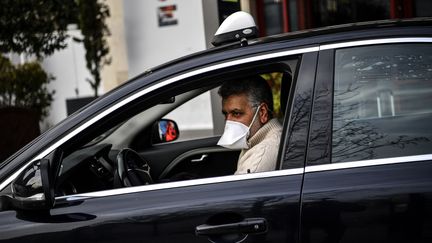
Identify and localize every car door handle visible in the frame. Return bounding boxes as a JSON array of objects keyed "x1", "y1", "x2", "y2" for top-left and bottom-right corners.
[
  {"x1": 191, "y1": 154, "x2": 208, "y2": 163},
  {"x1": 195, "y1": 218, "x2": 267, "y2": 236}
]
